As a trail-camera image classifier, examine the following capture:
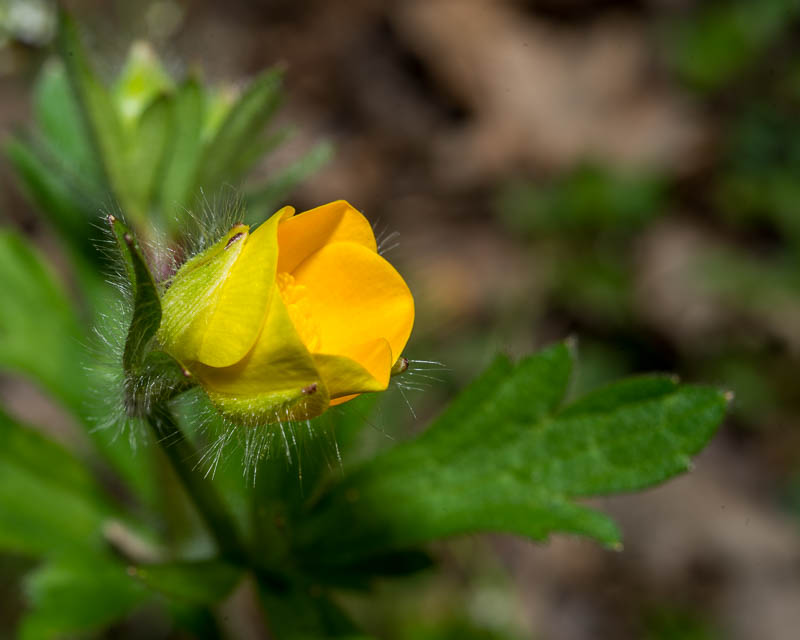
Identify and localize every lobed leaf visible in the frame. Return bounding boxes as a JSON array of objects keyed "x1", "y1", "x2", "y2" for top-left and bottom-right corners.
[{"x1": 295, "y1": 343, "x2": 727, "y2": 563}]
